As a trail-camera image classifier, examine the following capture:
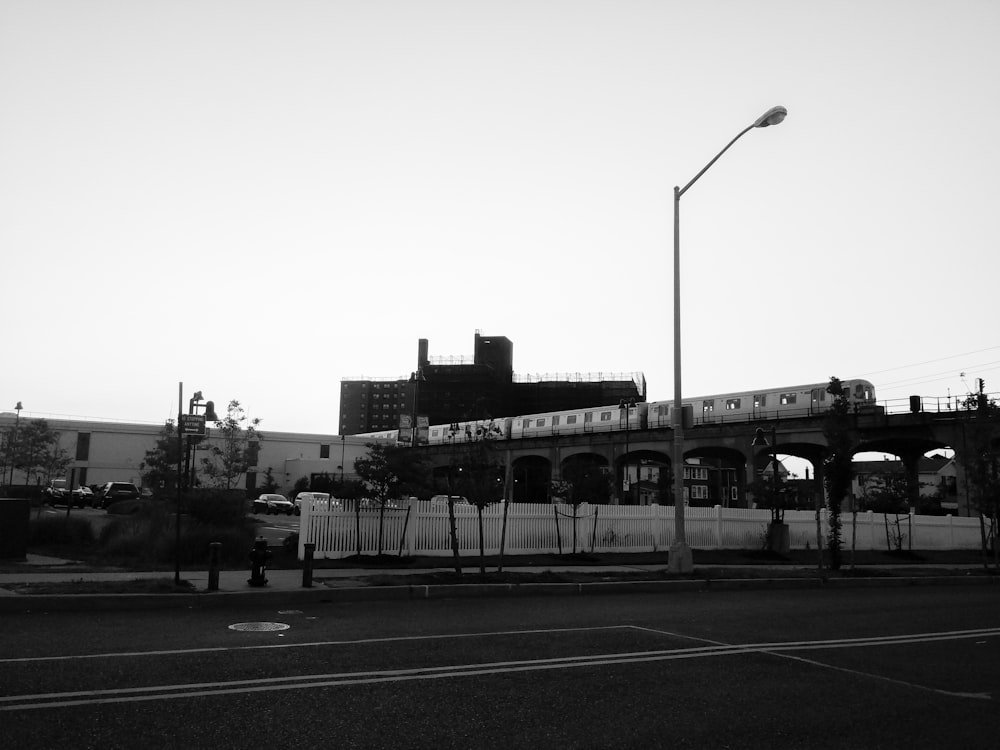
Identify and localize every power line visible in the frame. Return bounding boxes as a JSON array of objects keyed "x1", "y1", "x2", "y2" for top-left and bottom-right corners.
[{"x1": 857, "y1": 346, "x2": 1000, "y2": 378}]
